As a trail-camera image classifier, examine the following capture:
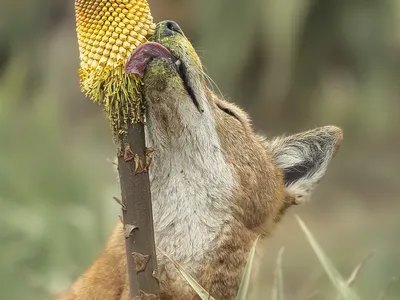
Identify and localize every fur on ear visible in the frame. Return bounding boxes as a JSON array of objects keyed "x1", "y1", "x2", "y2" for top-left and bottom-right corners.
[{"x1": 265, "y1": 126, "x2": 343, "y2": 204}]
